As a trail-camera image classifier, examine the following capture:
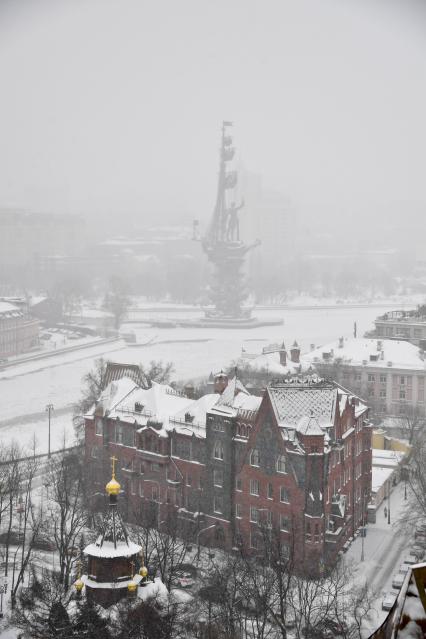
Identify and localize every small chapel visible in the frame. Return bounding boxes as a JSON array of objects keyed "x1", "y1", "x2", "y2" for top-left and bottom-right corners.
[{"x1": 74, "y1": 456, "x2": 167, "y2": 608}]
